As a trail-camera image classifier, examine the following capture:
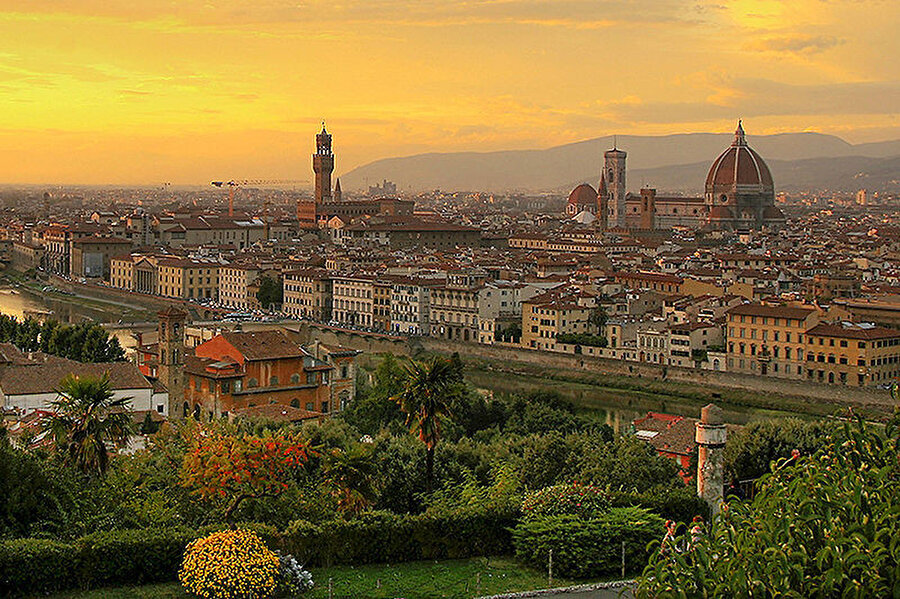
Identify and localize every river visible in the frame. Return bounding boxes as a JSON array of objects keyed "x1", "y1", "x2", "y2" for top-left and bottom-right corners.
[{"x1": 466, "y1": 366, "x2": 810, "y2": 431}]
